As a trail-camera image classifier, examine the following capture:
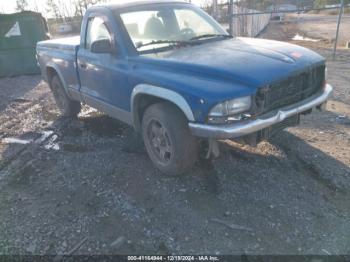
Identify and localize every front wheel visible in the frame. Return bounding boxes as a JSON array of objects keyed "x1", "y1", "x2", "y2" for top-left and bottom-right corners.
[{"x1": 142, "y1": 102, "x2": 198, "y2": 176}]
